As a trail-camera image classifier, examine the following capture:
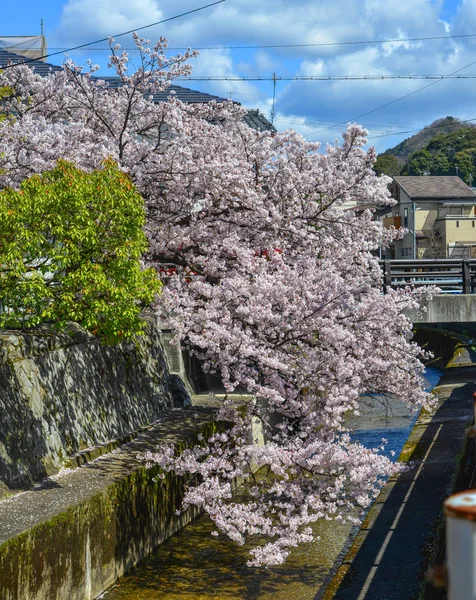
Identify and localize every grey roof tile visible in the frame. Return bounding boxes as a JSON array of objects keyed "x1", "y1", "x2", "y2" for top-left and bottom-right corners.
[
  {"x1": 394, "y1": 176, "x2": 476, "y2": 199},
  {"x1": 243, "y1": 109, "x2": 276, "y2": 132},
  {"x1": 0, "y1": 48, "x2": 63, "y2": 76}
]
